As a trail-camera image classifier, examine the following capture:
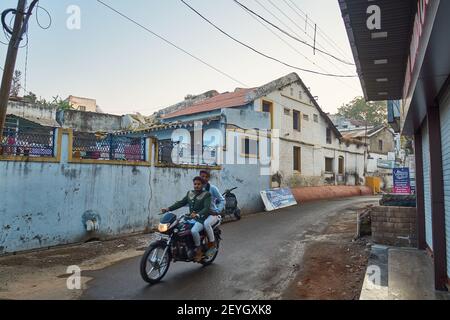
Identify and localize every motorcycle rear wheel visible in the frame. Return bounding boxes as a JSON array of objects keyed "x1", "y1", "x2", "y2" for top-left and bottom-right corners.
[
  {"x1": 140, "y1": 241, "x2": 171, "y2": 284},
  {"x1": 201, "y1": 239, "x2": 220, "y2": 266}
]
